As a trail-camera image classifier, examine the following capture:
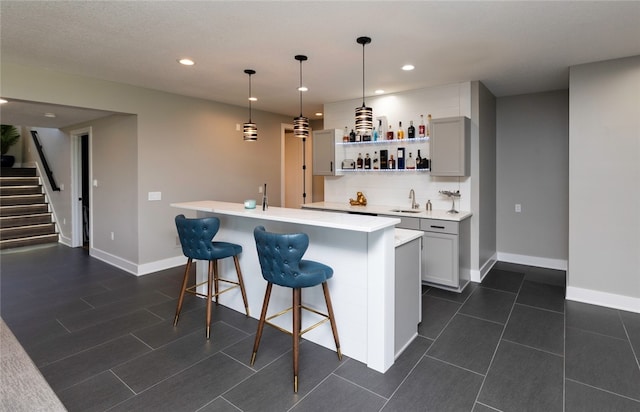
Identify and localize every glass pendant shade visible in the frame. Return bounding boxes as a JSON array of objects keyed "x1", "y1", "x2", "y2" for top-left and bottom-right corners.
[
  {"x1": 294, "y1": 115, "x2": 309, "y2": 139},
  {"x1": 243, "y1": 69, "x2": 257, "y2": 141},
  {"x1": 355, "y1": 36, "x2": 373, "y2": 136},
  {"x1": 294, "y1": 55, "x2": 310, "y2": 139}
]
